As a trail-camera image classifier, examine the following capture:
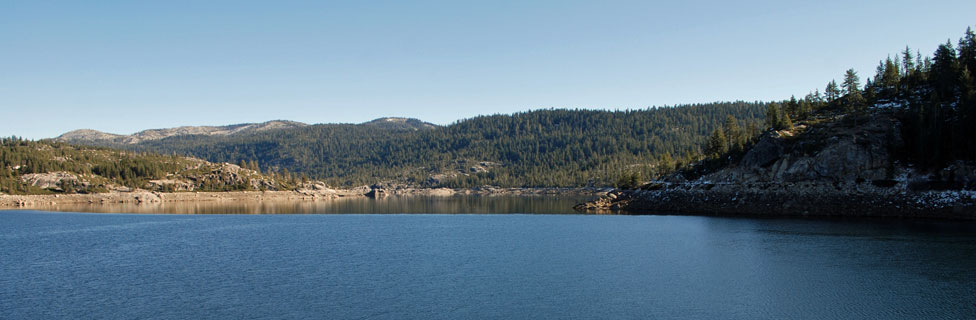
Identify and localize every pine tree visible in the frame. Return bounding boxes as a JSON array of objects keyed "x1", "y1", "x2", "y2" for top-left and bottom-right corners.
[
  {"x1": 825, "y1": 80, "x2": 841, "y2": 103},
  {"x1": 931, "y1": 40, "x2": 960, "y2": 101},
  {"x1": 902, "y1": 46, "x2": 915, "y2": 77},
  {"x1": 766, "y1": 103, "x2": 782, "y2": 130},
  {"x1": 798, "y1": 98, "x2": 812, "y2": 119},
  {"x1": 958, "y1": 27, "x2": 976, "y2": 81},
  {"x1": 658, "y1": 152, "x2": 675, "y2": 176},
  {"x1": 706, "y1": 129, "x2": 729, "y2": 159},
  {"x1": 746, "y1": 121, "x2": 760, "y2": 142},
  {"x1": 779, "y1": 111, "x2": 793, "y2": 130},
  {"x1": 787, "y1": 96, "x2": 799, "y2": 117},
  {"x1": 917, "y1": 50, "x2": 925, "y2": 74},
  {"x1": 842, "y1": 69, "x2": 864, "y2": 116},
  {"x1": 882, "y1": 57, "x2": 900, "y2": 92},
  {"x1": 724, "y1": 115, "x2": 743, "y2": 153},
  {"x1": 875, "y1": 60, "x2": 886, "y2": 85}
]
